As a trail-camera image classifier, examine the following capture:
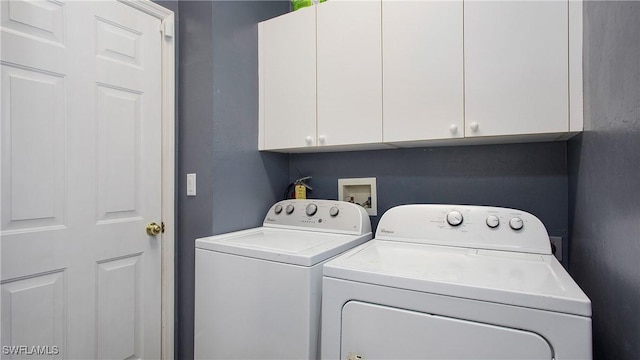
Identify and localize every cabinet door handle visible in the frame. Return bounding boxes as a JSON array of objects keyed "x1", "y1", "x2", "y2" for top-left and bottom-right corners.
[
  {"x1": 305, "y1": 136, "x2": 313, "y2": 145},
  {"x1": 449, "y1": 124, "x2": 458, "y2": 134},
  {"x1": 318, "y1": 135, "x2": 326, "y2": 144},
  {"x1": 470, "y1": 122, "x2": 479, "y2": 132}
]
